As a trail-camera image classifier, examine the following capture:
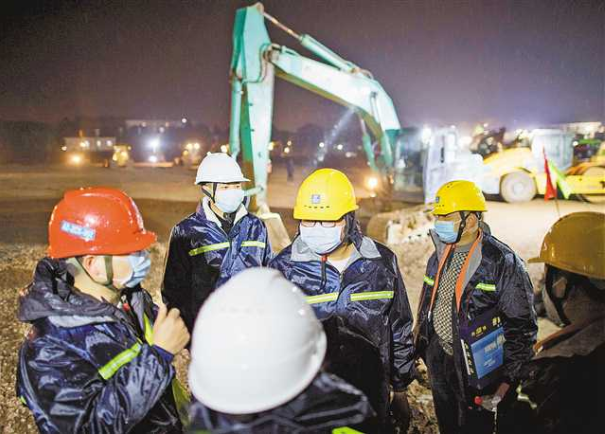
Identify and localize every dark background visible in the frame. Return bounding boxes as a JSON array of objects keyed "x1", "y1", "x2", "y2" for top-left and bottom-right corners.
[{"x1": 1, "y1": 0, "x2": 603, "y2": 130}]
